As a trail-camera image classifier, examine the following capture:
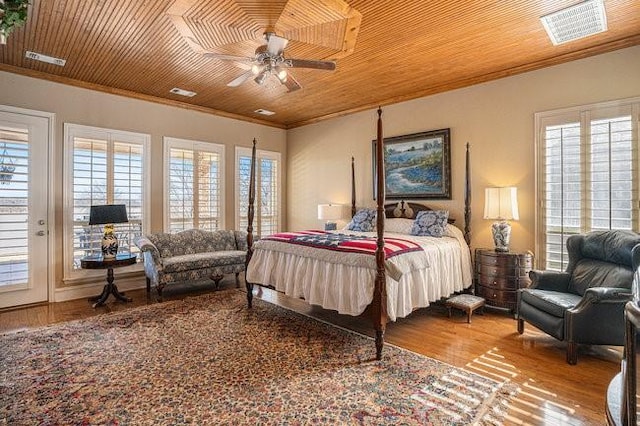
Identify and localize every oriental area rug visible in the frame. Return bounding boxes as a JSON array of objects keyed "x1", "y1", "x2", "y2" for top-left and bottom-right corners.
[{"x1": 0, "y1": 290, "x2": 517, "y2": 425}]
